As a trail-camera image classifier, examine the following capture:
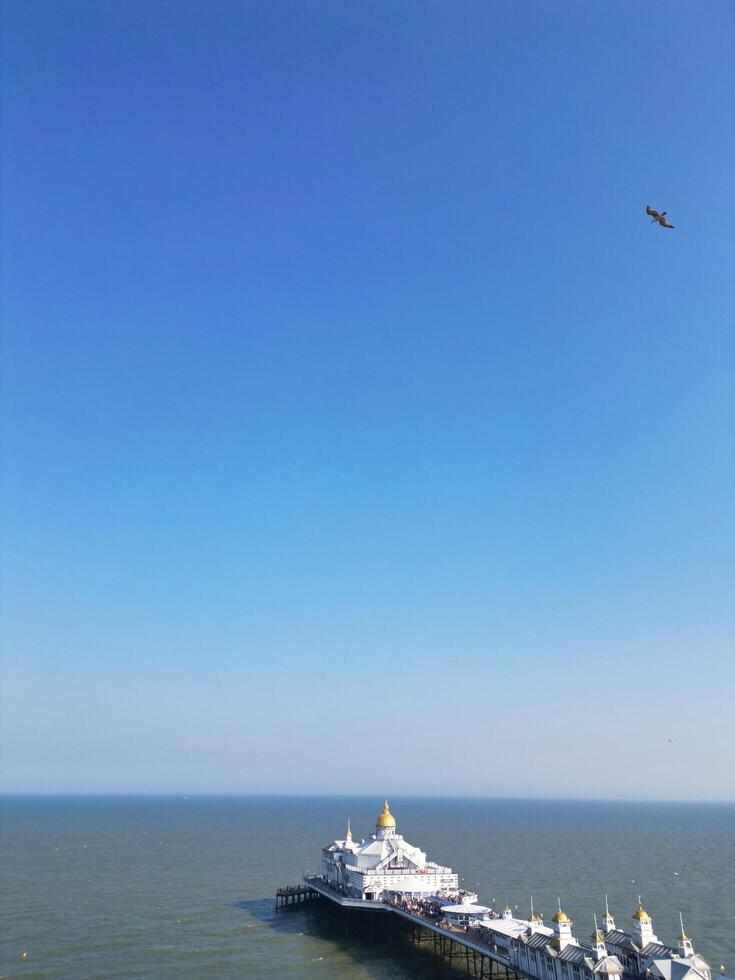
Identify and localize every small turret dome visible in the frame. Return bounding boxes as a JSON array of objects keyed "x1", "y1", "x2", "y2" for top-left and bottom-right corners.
[
  {"x1": 553, "y1": 910, "x2": 571, "y2": 923},
  {"x1": 376, "y1": 801, "x2": 396, "y2": 828},
  {"x1": 633, "y1": 905, "x2": 651, "y2": 922}
]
